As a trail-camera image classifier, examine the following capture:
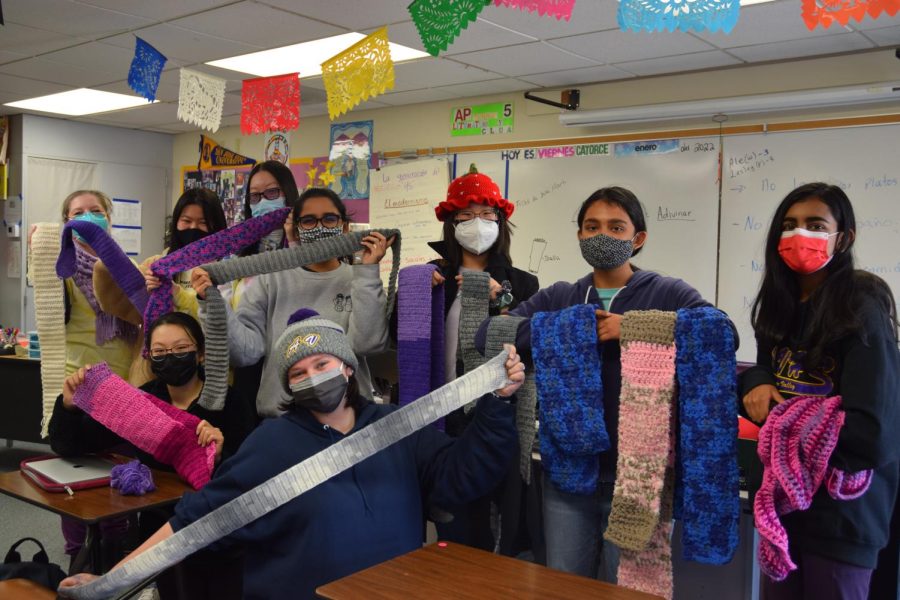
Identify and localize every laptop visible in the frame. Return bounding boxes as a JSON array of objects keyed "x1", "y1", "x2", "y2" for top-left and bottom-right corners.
[{"x1": 21, "y1": 456, "x2": 115, "y2": 487}]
